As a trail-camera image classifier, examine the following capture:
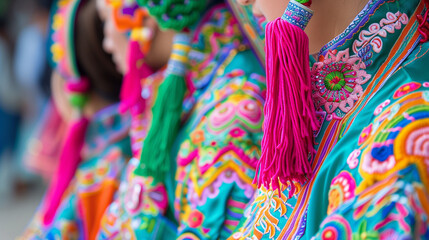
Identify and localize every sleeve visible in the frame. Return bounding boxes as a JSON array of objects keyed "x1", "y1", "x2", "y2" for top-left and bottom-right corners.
[{"x1": 313, "y1": 165, "x2": 429, "y2": 239}]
